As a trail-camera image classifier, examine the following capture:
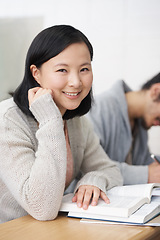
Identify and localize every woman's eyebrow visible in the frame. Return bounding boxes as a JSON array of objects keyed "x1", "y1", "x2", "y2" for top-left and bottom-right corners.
[
  {"x1": 54, "y1": 63, "x2": 68, "y2": 67},
  {"x1": 54, "y1": 62, "x2": 91, "y2": 67},
  {"x1": 80, "y1": 63, "x2": 91, "y2": 67}
]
